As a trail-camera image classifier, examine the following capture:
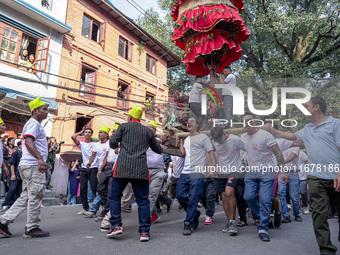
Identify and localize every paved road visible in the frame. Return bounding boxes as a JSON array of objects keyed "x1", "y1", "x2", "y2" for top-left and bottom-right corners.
[{"x1": 0, "y1": 203, "x2": 339, "y2": 255}]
